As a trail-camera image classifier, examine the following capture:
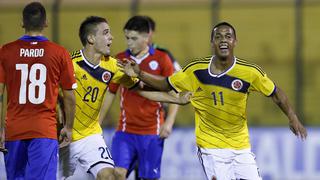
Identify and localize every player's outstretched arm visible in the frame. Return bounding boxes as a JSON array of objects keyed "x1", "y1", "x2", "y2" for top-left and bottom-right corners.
[
  {"x1": 59, "y1": 89, "x2": 76, "y2": 148},
  {"x1": 137, "y1": 91, "x2": 191, "y2": 105},
  {"x1": 118, "y1": 59, "x2": 171, "y2": 91},
  {"x1": 271, "y1": 87, "x2": 307, "y2": 140}
]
